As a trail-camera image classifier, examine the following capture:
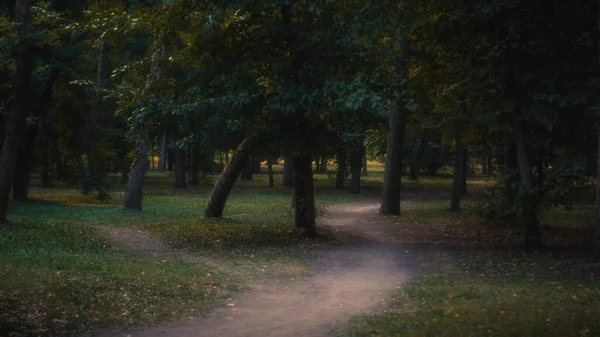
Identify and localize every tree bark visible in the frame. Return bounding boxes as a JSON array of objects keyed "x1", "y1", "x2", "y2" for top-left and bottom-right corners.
[
  {"x1": 462, "y1": 148, "x2": 468, "y2": 193},
  {"x1": 348, "y1": 145, "x2": 364, "y2": 194},
  {"x1": 409, "y1": 135, "x2": 429, "y2": 181},
  {"x1": 158, "y1": 131, "x2": 167, "y2": 171},
  {"x1": 204, "y1": 138, "x2": 256, "y2": 217},
  {"x1": 123, "y1": 126, "x2": 150, "y2": 210},
  {"x1": 174, "y1": 148, "x2": 186, "y2": 189},
  {"x1": 293, "y1": 152, "x2": 316, "y2": 236},
  {"x1": 487, "y1": 156, "x2": 493, "y2": 175},
  {"x1": 380, "y1": 98, "x2": 409, "y2": 215},
  {"x1": 320, "y1": 156, "x2": 328, "y2": 173},
  {"x1": 450, "y1": 141, "x2": 466, "y2": 211},
  {"x1": 595, "y1": 124, "x2": 600, "y2": 260},
  {"x1": 482, "y1": 156, "x2": 488, "y2": 174},
  {"x1": 361, "y1": 151, "x2": 368, "y2": 176},
  {"x1": 267, "y1": 160, "x2": 274, "y2": 187},
  {"x1": 335, "y1": 147, "x2": 346, "y2": 189},
  {"x1": 283, "y1": 155, "x2": 293, "y2": 186},
  {"x1": 514, "y1": 120, "x2": 543, "y2": 248},
  {"x1": 167, "y1": 148, "x2": 174, "y2": 171},
  {"x1": 189, "y1": 145, "x2": 199, "y2": 186},
  {"x1": 0, "y1": 0, "x2": 36, "y2": 221}
]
